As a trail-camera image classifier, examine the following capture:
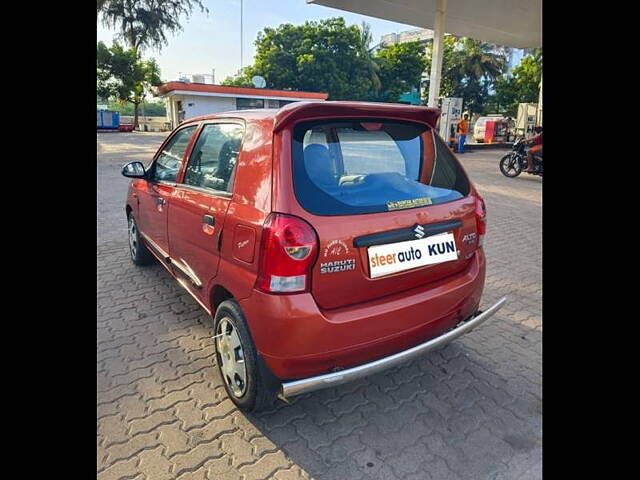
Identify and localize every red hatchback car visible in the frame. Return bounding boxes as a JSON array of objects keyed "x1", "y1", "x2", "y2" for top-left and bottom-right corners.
[{"x1": 122, "y1": 101, "x2": 506, "y2": 411}]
